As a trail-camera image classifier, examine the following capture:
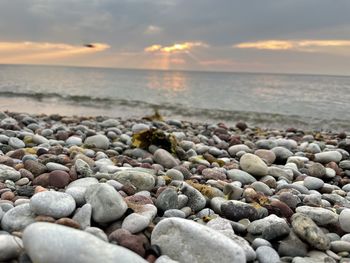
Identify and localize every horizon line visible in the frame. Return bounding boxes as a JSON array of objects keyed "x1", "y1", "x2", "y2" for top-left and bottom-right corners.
[{"x1": 0, "y1": 62, "x2": 349, "y2": 78}]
